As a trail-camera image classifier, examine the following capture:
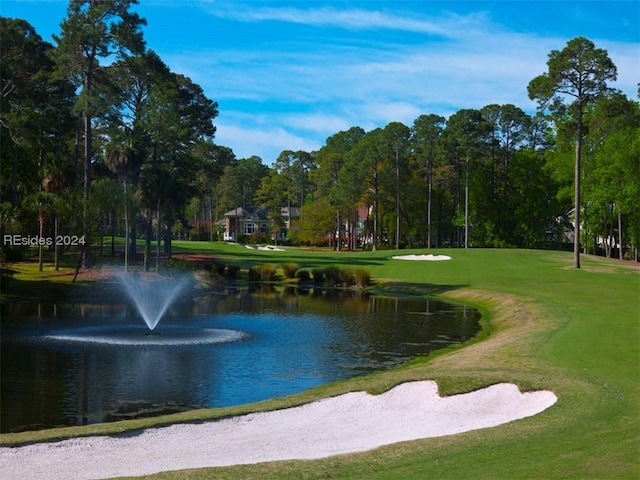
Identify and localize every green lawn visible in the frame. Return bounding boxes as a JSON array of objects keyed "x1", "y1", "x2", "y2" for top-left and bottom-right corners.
[{"x1": 2, "y1": 245, "x2": 639, "y2": 479}]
